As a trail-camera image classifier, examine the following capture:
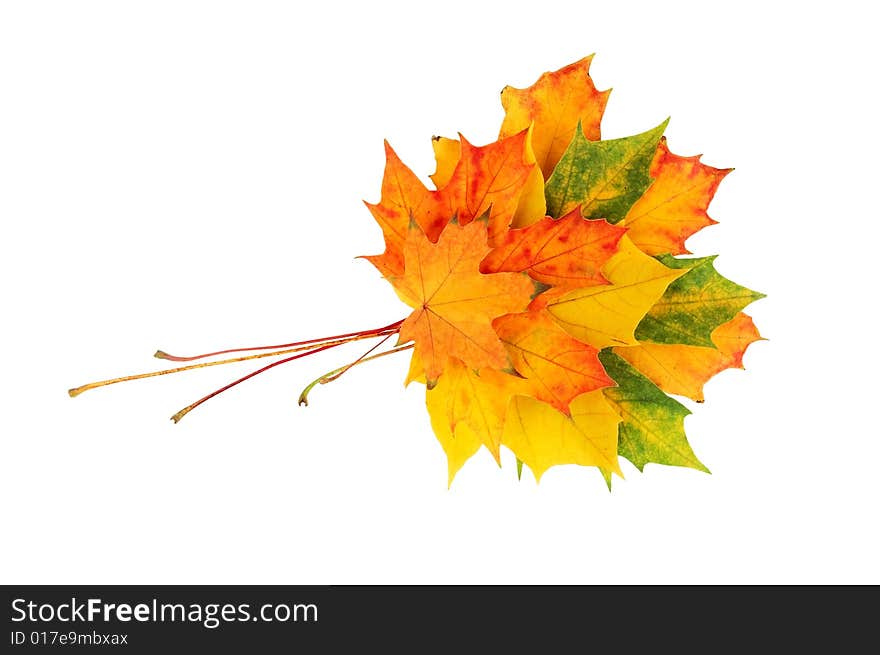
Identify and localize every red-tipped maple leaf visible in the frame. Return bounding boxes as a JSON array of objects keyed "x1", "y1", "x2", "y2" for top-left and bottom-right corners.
[
  {"x1": 623, "y1": 137, "x2": 733, "y2": 256},
  {"x1": 480, "y1": 207, "x2": 626, "y2": 290}
]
